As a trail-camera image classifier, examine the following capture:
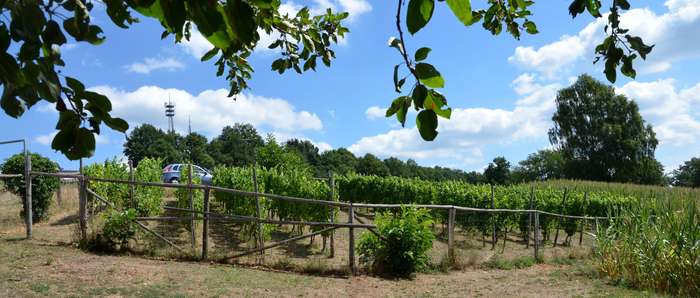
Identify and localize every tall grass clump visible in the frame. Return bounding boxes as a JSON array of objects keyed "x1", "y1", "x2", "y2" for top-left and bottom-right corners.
[{"x1": 596, "y1": 197, "x2": 699, "y2": 296}]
